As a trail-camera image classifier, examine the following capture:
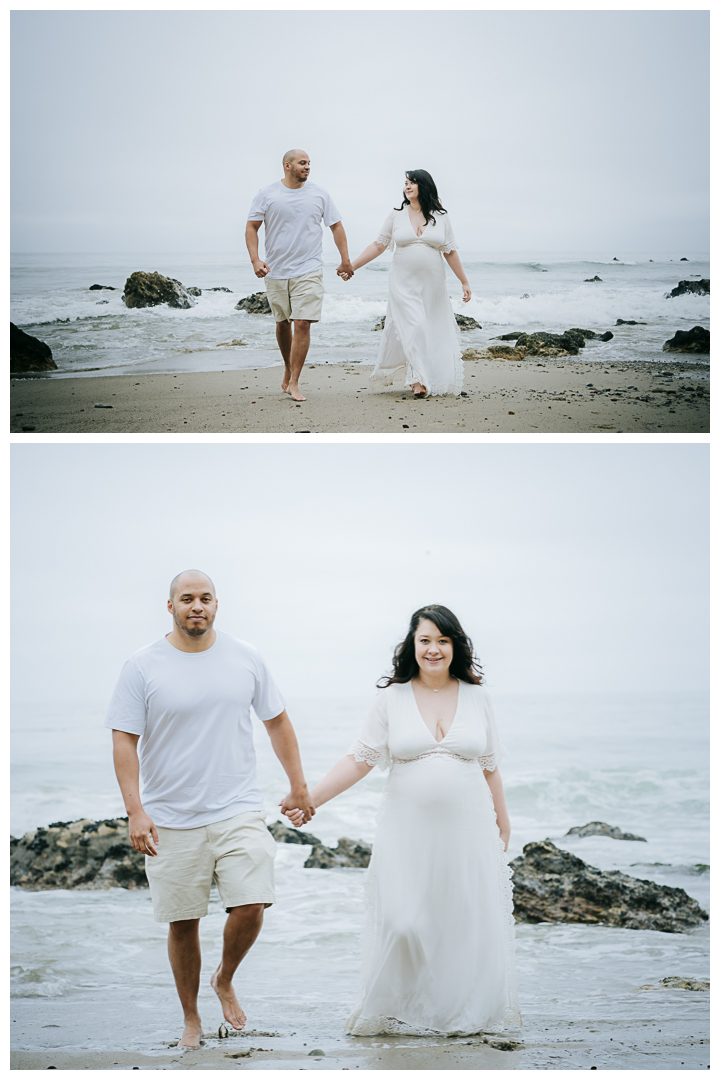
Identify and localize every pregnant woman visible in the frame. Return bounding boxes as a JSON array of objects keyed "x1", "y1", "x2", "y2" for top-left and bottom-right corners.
[
  {"x1": 284, "y1": 605, "x2": 519, "y2": 1036},
  {"x1": 341, "y1": 171, "x2": 472, "y2": 398}
]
